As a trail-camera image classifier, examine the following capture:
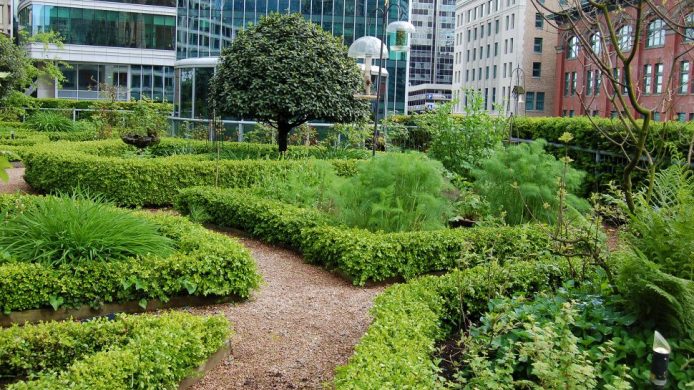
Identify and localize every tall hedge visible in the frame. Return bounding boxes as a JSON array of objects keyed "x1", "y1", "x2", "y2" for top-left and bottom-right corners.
[{"x1": 22, "y1": 139, "x2": 360, "y2": 206}]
